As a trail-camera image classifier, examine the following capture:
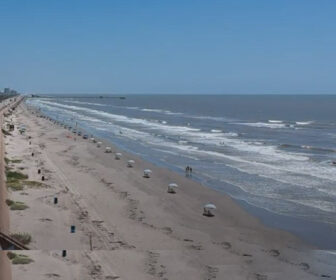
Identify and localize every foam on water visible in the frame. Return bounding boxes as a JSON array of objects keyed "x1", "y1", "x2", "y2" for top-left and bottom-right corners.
[
  {"x1": 296, "y1": 121, "x2": 314, "y2": 125},
  {"x1": 237, "y1": 122, "x2": 288, "y2": 129},
  {"x1": 63, "y1": 100, "x2": 106, "y2": 107},
  {"x1": 268, "y1": 120, "x2": 283, "y2": 123}
]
